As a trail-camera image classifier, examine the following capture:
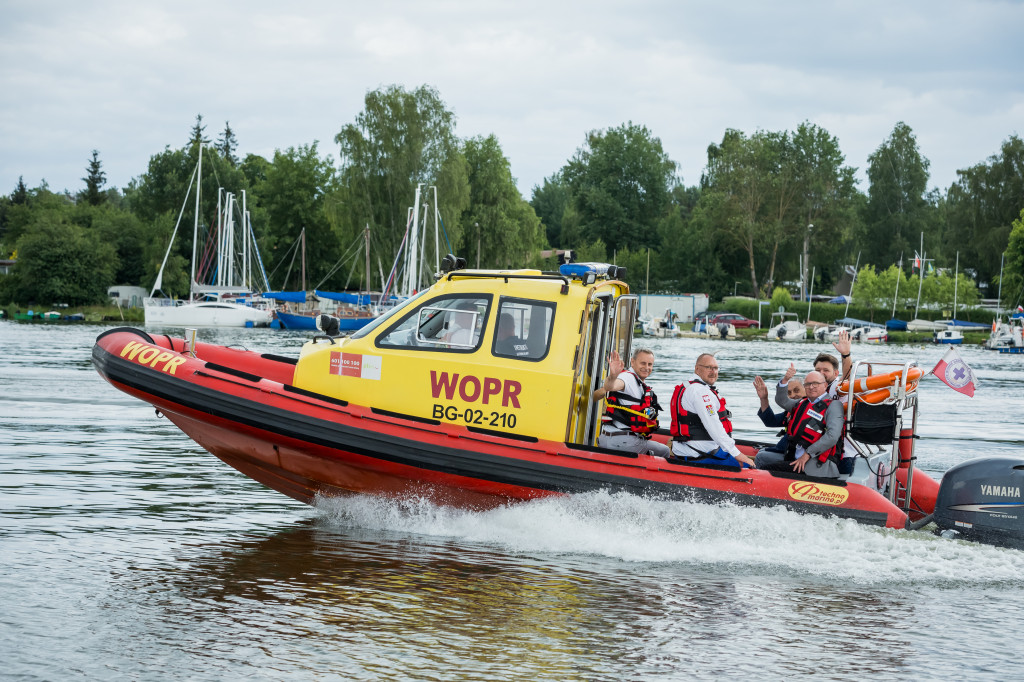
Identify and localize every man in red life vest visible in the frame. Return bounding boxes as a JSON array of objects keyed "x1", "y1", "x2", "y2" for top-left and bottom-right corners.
[
  {"x1": 594, "y1": 348, "x2": 671, "y2": 457},
  {"x1": 669, "y1": 353, "x2": 755, "y2": 468},
  {"x1": 763, "y1": 369, "x2": 844, "y2": 478}
]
